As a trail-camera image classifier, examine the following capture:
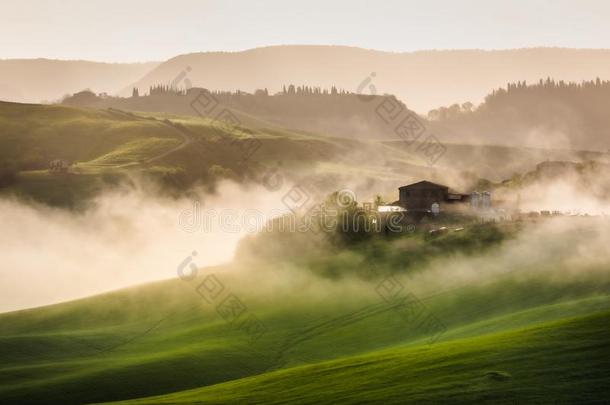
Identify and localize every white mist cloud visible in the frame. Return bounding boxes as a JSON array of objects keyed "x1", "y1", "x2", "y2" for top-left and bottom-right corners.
[{"x1": 0, "y1": 181, "x2": 291, "y2": 313}]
